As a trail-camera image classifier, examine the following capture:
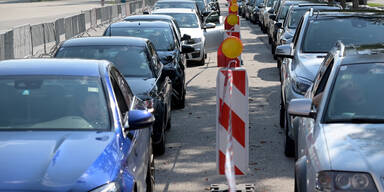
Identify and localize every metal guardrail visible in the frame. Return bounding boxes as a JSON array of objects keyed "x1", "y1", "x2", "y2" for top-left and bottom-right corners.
[{"x1": 0, "y1": 0, "x2": 154, "y2": 60}]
